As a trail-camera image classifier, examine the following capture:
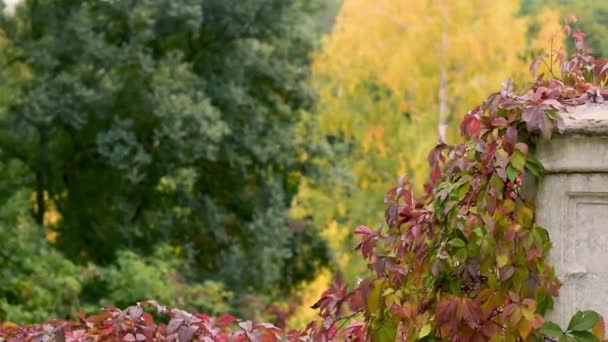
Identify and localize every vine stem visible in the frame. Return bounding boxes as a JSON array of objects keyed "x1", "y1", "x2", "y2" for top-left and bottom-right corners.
[{"x1": 327, "y1": 309, "x2": 364, "y2": 340}]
